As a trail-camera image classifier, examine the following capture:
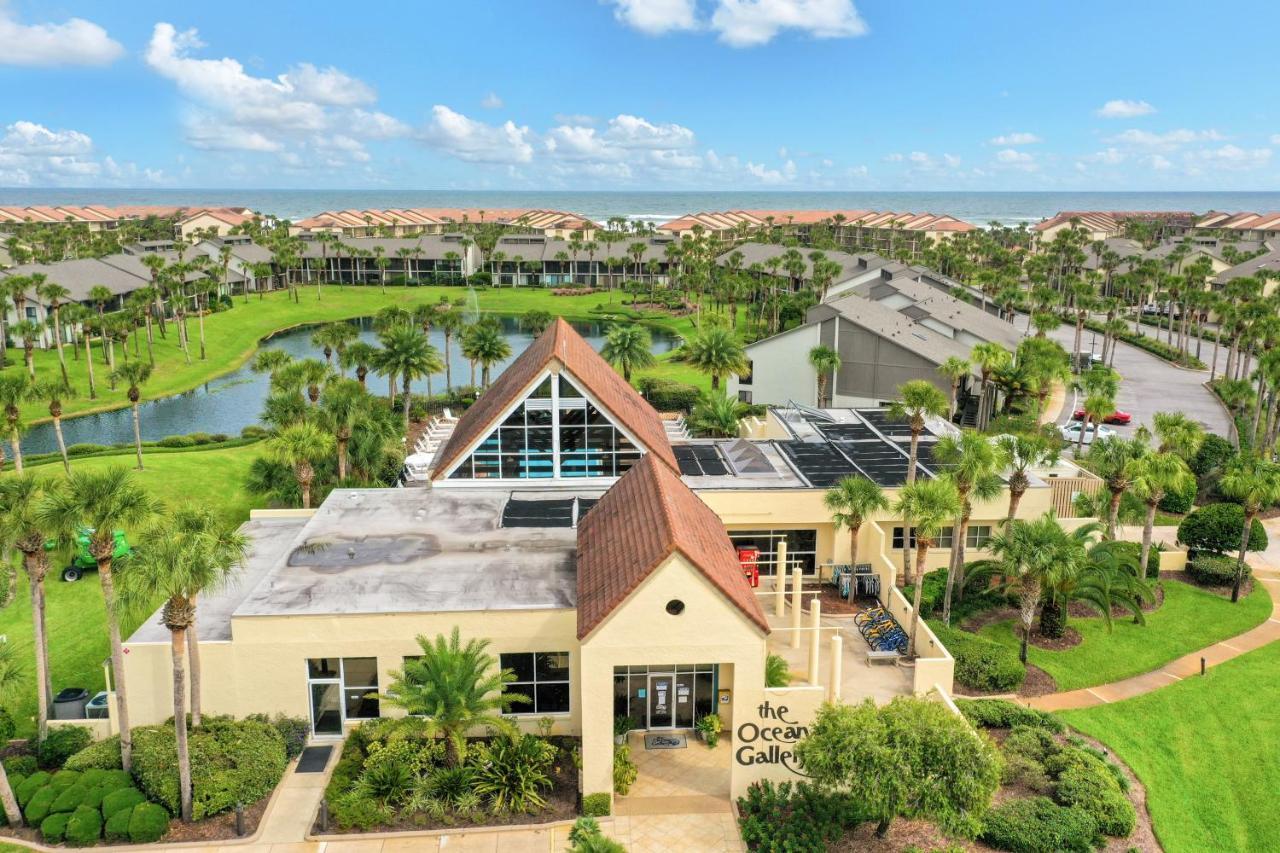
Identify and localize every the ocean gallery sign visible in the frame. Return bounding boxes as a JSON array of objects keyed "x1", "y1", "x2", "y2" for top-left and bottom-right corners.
[{"x1": 734, "y1": 700, "x2": 809, "y2": 773}]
